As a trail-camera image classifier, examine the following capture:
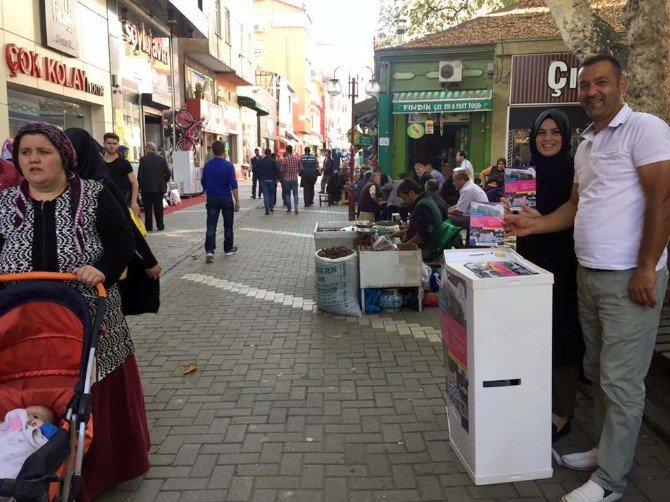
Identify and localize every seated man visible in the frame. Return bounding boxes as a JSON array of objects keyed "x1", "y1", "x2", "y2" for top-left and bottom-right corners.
[
  {"x1": 448, "y1": 168, "x2": 488, "y2": 228},
  {"x1": 389, "y1": 179, "x2": 443, "y2": 261}
]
